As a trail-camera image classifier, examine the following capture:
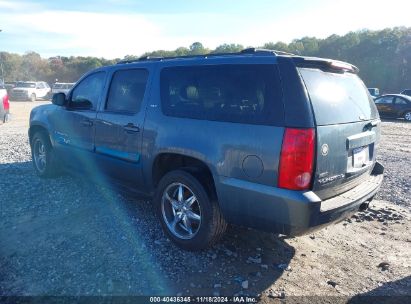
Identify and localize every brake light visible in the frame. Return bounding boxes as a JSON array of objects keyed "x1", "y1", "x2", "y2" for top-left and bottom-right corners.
[
  {"x1": 278, "y1": 128, "x2": 315, "y2": 190},
  {"x1": 329, "y1": 60, "x2": 356, "y2": 72},
  {"x1": 2, "y1": 94, "x2": 9, "y2": 111}
]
